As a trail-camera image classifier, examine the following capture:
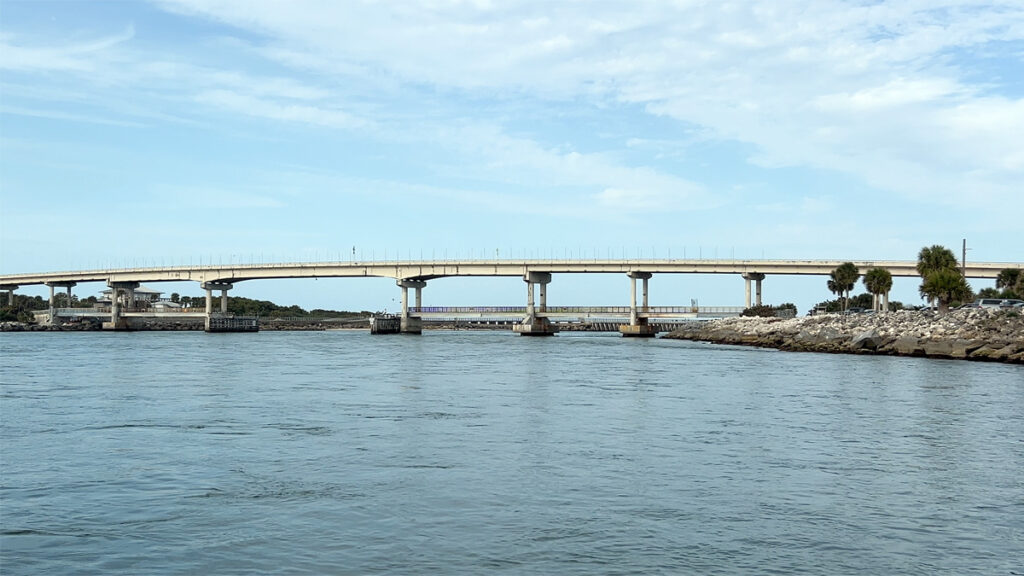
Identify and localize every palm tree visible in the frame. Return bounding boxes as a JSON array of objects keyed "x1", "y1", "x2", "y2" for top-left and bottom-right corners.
[
  {"x1": 919, "y1": 268, "x2": 972, "y2": 312},
  {"x1": 996, "y1": 269, "x2": 1021, "y2": 296},
  {"x1": 916, "y1": 245, "x2": 958, "y2": 277},
  {"x1": 863, "y1": 267, "x2": 893, "y2": 312},
  {"x1": 829, "y1": 262, "x2": 860, "y2": 312},
  {"x1": 916, "y1": 245, "x2": 960, "y2": 308}
]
